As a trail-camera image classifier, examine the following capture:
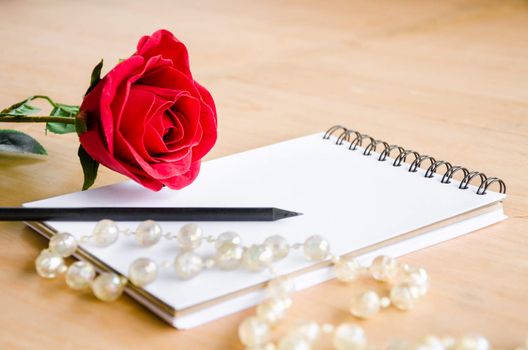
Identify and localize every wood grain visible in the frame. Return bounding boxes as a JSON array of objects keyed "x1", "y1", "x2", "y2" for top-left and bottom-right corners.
[{"x1": 0, "y1": 0, "x2": 527, "y2": 348}]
